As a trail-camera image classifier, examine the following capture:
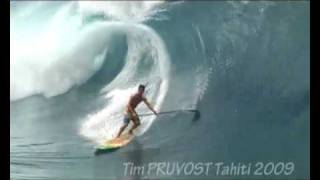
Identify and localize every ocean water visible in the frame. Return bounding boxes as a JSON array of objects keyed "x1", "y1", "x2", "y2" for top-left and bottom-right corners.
[{"x1": 10, "y1": 1, "x2": 309, "y2": 179}]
